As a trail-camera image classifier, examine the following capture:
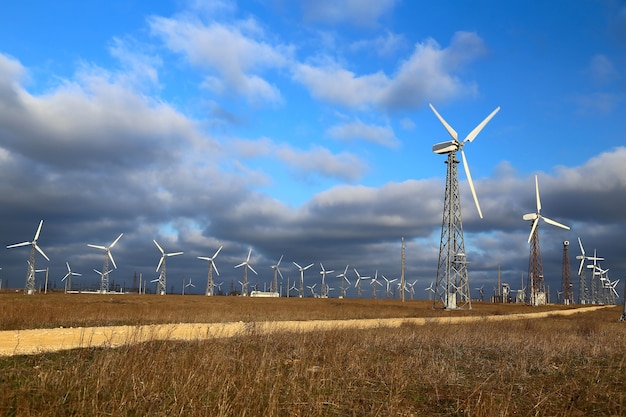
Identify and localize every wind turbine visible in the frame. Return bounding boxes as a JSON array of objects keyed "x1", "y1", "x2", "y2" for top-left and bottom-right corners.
[
  {"x1": 370, "y1": 271, "x2": 382, "y2": 299},
  {"x1": 153, "y1": 239, "x2": 184, "y2": 295},
  {"x1": 319, "y1": 263, "x2": 334, "y2": 298},
  {"x1": 425, "y1": 282, "x2": 435, "y2": 301},
  {"x1": 293, "y1": 261, "x2": 314, "y2": 298},
  {"x1": 62, "y1": 261, "x2": 81, "y2": 293},
  {"x1": 271, "y1": 255, "x2": 284, "y2": 294},
  {"x1": 407, "y1": 280, "x2": 417, "y2": 300},
  {"x1": 7, "y1": 220, "x2": 50, "y2": 295},
  {"x1": 183, "y1": 277, "x2": 195, "y2": 295},
  {"x1": 306, "y1": 283, "x2": 317, "y2": 297},
  {"x1": 523, "y1": 175, "x2": 570, "y2": 306},
  {"x1": 353, "y1": 268, "x2": 369, "y2": 299},
  {"x1": 336, "y1": 265, "x2": 350, "y2": 298},
  {"x1": 198, "y1": 245, "x2": 222, "y2": 296},
  {"x1": 235, "y1": 249, "x2": 257, "y2": 296},
  {"x1": 382, "y1": 275, "x2": 397, "y2": 299},
  {"x1": 87, "y1": 233, "x2": 123, "y2": 294},
  {"x1": 430, "y1": 103, "x2": 500, "y2": 310}
]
